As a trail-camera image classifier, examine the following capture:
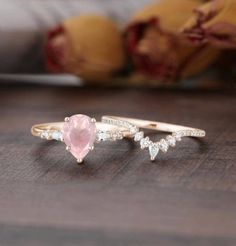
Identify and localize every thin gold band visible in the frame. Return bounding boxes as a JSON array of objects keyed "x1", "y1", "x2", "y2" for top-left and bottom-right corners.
[{"x1": 102, "y1": 116, "x2": 205, "y2": 137}]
